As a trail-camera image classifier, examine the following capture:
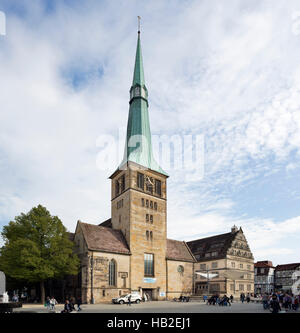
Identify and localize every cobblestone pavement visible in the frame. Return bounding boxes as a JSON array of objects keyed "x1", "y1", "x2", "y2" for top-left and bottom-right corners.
[{"x1": 14, "y1": 301, "x2": 300, "y2": 313}]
